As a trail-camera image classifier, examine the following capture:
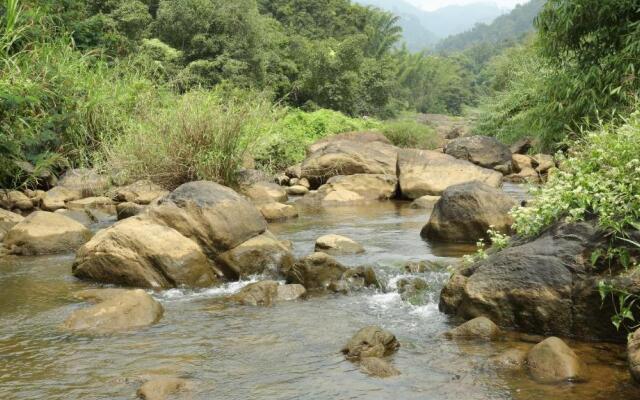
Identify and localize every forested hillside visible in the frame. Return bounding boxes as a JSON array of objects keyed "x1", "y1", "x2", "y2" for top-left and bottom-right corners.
[{"x1": 437, "y1": 0, "x2": 545, "y2": 52}]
